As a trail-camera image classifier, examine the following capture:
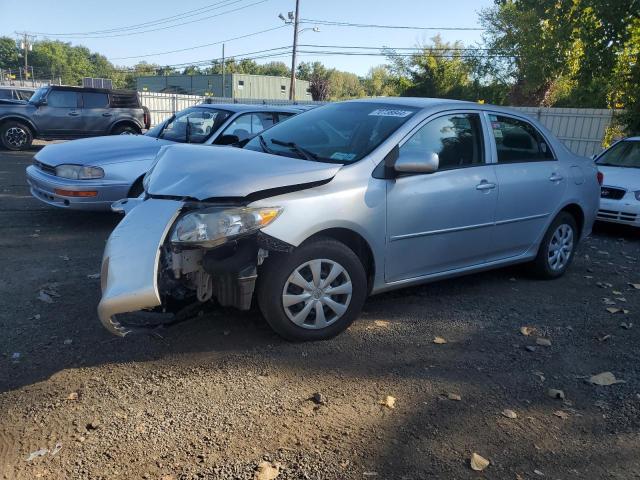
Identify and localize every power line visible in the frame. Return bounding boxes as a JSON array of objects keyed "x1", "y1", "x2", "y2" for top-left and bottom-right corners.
[
  {"x1": 300, "y1": 18, "x2": 484, "y2": 31},
  {"x1": 30, "y1": 0, "x2": 245, "y2": 36},
  {"x1": 298, "y1": 44, "x2": 495, "y2": 51},
  {"x1": 30, "y1": 0, "x2": 271, "y2": 39},
  {"x1": 109, "y1": 25, "x2": 288, "y2": 60}
]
